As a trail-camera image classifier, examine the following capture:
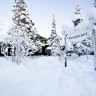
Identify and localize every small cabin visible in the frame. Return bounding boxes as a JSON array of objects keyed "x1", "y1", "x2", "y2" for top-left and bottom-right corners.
[{"x1": 35, "y1": 35, "x2": 49, "y2": 55}]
